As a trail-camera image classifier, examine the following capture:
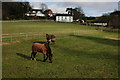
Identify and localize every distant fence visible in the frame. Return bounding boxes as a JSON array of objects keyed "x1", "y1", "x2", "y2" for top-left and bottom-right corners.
[
  {"x1": 1, "y1": 32, "x2": 44, "y2": 43},
  {"x1": 1, "y1": 31, "x2": 71, "y2": 44},
  {"x1": 2, "y1": 20, "x2": 54, "y2": 22},
  {"x1": 1, "y1": 30, "x2": 101, "y2": 44}
]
